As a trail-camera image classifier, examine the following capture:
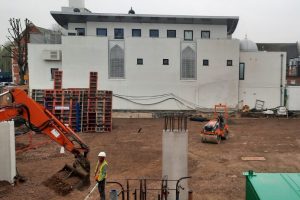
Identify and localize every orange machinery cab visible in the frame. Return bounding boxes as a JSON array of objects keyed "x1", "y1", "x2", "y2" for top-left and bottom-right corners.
[{"x1": 200, "y1": 104, "x2": 229, "y2": 144}]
